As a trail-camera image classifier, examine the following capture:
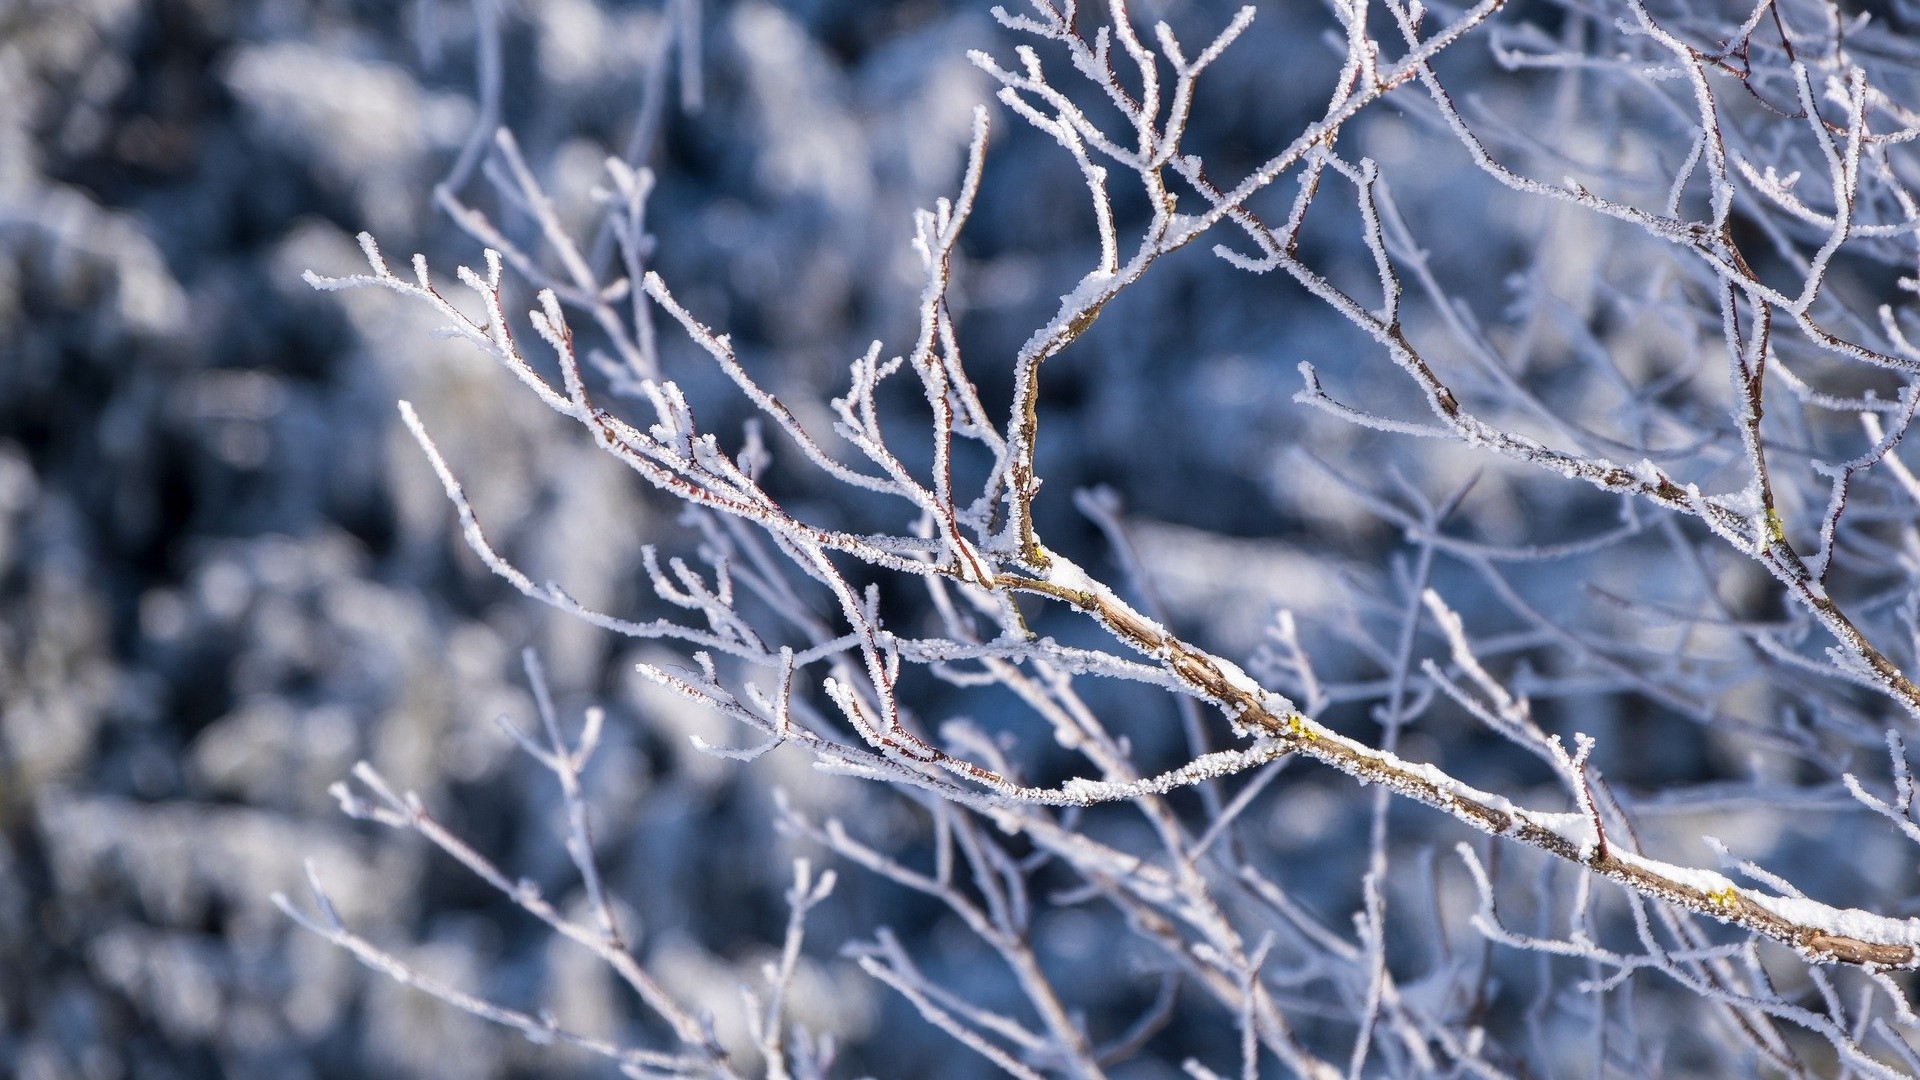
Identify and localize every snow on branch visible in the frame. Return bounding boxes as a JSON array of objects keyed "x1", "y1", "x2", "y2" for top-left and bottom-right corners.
[{"x1": 300, "y1": 0, "x2": 1920, "y2": 1073}]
